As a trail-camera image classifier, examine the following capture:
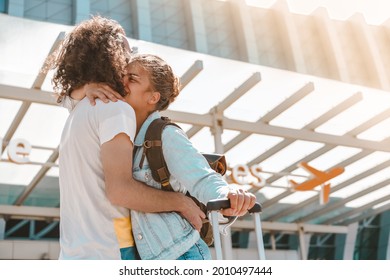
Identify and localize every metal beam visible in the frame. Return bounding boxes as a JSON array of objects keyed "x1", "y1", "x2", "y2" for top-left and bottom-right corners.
[
  {"x1": 13, "y1": 148, "x2": 59, "y2": 206},
  {"x1": 266, "y1": 157, "x2": 390, "y2": 220},
  {"x1": 265, "y1": 145, "x2": 337, "y2": 186},
  {"x1": 224, "y1": 82, "x2": 314, "y2": 152},
  {"x1": 4, "y1": 220, "x2": 29, "y2": 238},
  {"x1": 185, "y1": 125, "x2": 203, "y2": 138},
  {"x1": 0, "y1": 205, "x2": 60, "y2": 221},
  {"x1": 298, "y1": 226, "x2": 308, "y2": 260},
  {"x1": 348, "y1": 108, "x2": 390, "y2": 136},
  {"x1": 32, "y1": 32, "x2": 65, "y2": 90},
  {"x1": 342, "y1": 203, "x2": 390, "y2": 225},
  {"x1": 124, "y1": 104, "x2": 390, "y2": 165},
  {"x1": 232, "y1": 220, "x2": 348, "y2": 234},
  {"x1": 32, "y1": 221, "x2": 59, "y2": 240},
  {"x1": 184, "y1": 72, "x2": 261, "y2": 138},
  {"x1": 296, "y1": 178, "x2": 390, "y2": 223},
  {"x1": 0, "y1": 64, "x2": 204, "y2": 137},
  {"x1": 164, "y1": 110, "x2": 390, "y2": 152},
  {"x1": 1, "y1": 102, "x2": 31, "y2": 151},
  {"x1": 223, "y1": 118, "x2": 390, "y2": 152},
  {"x1": 0, "y1": 159, "x2": 58, "y2": 168},
  {"x1": 211, "y1": 96, "x2": 234, "y2": 260},
  {"x1": 247, "y1": 92, "x2": 362, "y2": 166},
  {"x1": 343, "y1": 223, "x2": 358, "y2": 259},
  {"x1": 261, "y1": 74, "x2": 390, "y2": 192},
  {"x1": 327, "y1": 159, "x2": 390, "y2": 194},
  {"x1": 349, "y1": 14, "x2": 390, "y2": 90},
  {"x1": 162, "y1": 110, "x2": 212, "y2": 126},
  {"x1": 261, "y1": 105, "x2": 390, "y2": 212},
  {"x1": 323, "y1": 194, "x2": 390, "y2": 224},
  {"x1": 180, "y1": 60, "x2": 203, "y2": 89},
  {"x1": 29, "y1": 220, "x2": 36, "y2": 239},
  {"x1": 216, "y1": 72, "x2": 261, "y2": 112},
  {"x1": 1, "y1": 32, "x2": 64, "y2": 153},
  {"x1": 0, "y1": 84, "x2": 57, "y2": 105},
  {"x1": 7, "y1": 86, "x2": 387, "y2": 153}
]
